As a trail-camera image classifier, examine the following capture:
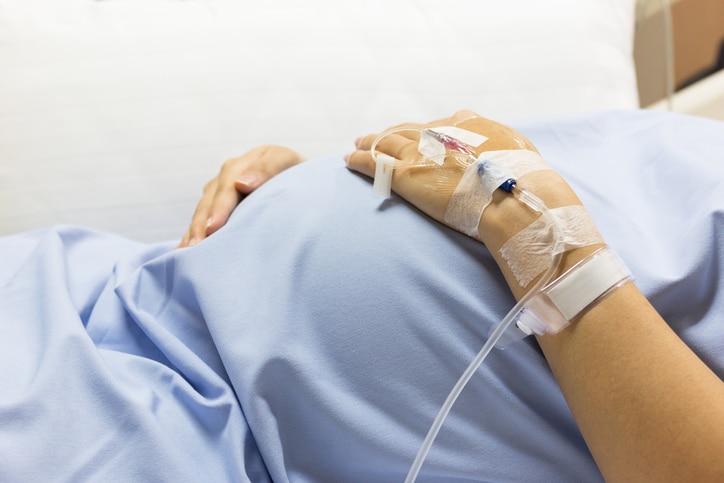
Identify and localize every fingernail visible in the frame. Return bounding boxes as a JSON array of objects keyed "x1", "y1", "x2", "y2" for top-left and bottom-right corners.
[
  {"x1": 343, "y1": 153, "x2": 350, "y2": 164},
  {"x1": 188, "y1": 237, "x2": 199, "y2": 247},
  {"x1": 236, "y1": 174, "x2": 258, "y2": 187},
  {"x1": 354, "y1": 137, "x2": 362, "y2": 148},
  {"x1": 203, "y1": 217, "x2": 214, "y2": 236}
]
